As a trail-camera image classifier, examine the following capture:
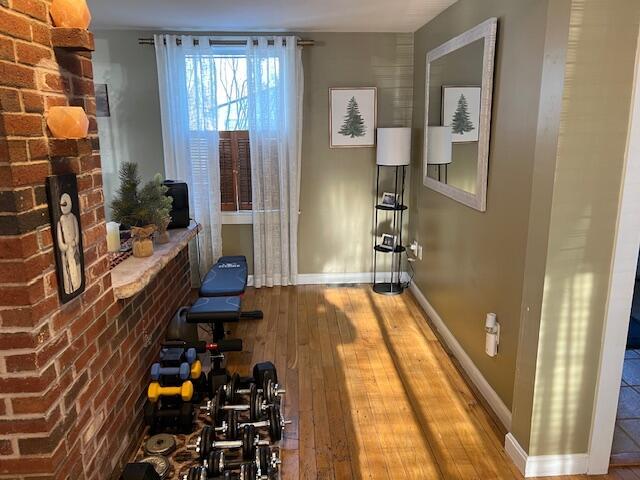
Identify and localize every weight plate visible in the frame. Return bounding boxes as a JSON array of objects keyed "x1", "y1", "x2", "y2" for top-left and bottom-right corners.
[
  {"x1": 228, "y1": 409, "x2": 238, "y2": 441},
  {"x1": 269, "y1": 405, "x2": 282, "y2": 442},
  {"x1": 139, "y1": 455, "x2": 170, "y2": 480},
  {"x1": 258, "y1": 445, "x2": 269, "y2": 475},
  {"x1": 144, "y1": 434, "x2": 176, "y2": 456},
  {"x1": 250, "y1": 384, "x2": 259, "y2": 422},
  {"x1": 242, "y1": 424, "x2": 256, "y2": 460},
  {"x1": 229, "y1": 373, "x2": 240, "y2": 403},
  {"x1": 263, "y1": 377, "x2": 273, "y2": 404}
]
